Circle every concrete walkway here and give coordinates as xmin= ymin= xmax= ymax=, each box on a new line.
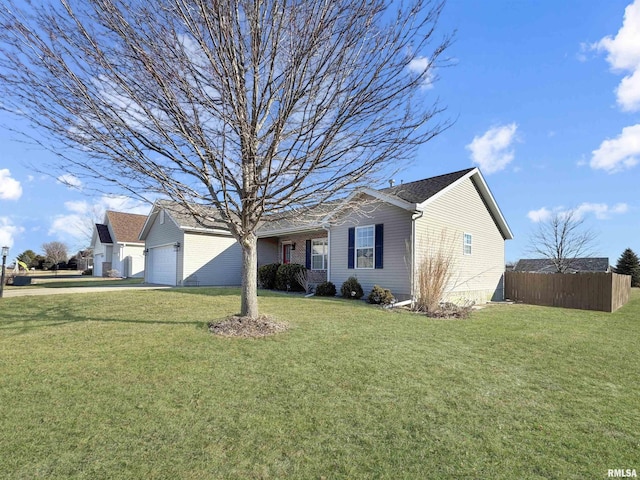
xmin=2 ymin=284 xmax=171 ymax=298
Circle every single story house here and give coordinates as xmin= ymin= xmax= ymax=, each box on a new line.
xmin=257 ymin=167 xmax=513 ymax=303
xmin=91 ymin=210 xmax=147 ymax=277
xmin=139 ymin=200 xmax=242 ymax=286
xmin=137 ymin=167 xmax=512 ymax=303
xmin=513 ymin=258 xmax=611 ymax=274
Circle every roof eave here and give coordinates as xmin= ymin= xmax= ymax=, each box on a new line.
xmin=256 ymin=223 xmax=325 ymax=238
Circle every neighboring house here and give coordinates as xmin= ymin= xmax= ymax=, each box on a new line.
xmin=139 ymin=200 xmax=242 ymax=286
xmin=257 ymin=167 xmax=513 ymax=303
xmin=91 ymin=211 xmax=148 ymax=277
xmin=513 ymin=258 xmax=611 ymax=274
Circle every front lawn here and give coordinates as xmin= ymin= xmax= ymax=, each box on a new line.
xmin=1 ymin=289 xmax=638 ymax=479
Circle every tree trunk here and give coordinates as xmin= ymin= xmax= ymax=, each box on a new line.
xmin=240 ymin=233 xmax=259 ymax=318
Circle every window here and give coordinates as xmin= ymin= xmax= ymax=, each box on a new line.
xmin=311 ymin=239 xmax=328 ymax=270
xmin=356 ymin=225 xmax=374 ymax=269
xmin=464 ymin=233 xmax=472 ymax=255
xmin=282 ymin=243 xmax=292 ymax=264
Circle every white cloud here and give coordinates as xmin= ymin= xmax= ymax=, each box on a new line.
xmin=574 ymin=202 xmax=629 ymax=220
xmin=48 ymin=195 xmax=149 ymax=245
xmin=616 ymin=67 xmax=640 ymax=111
xmin=49 ymin=214 xmax=86 ymax=240
xmin=99 ymin=195 xmax=149 ymax=215
xmin=56 ymin=174 xmax=83 ymax=189
xmin=0 ymin=216 xmax=24 ymax=248
xmin=64 ymin=200 xmax=91 ymax=215
xmin=590 ymin=124 xmax=640 ymax=172
xmin=527 ymin=207 xmax=552 ymax=223
xmin=408 ymin=56 xmax=435 ymax=90
xmin=466 ymin=123 xmax=518 ymax=174
xmin=527 ymin=203 xmax=628 ymax=223
xmin=0 ymin=169 xmax=23 ymax=200
xmin=595 ymin=0 xmax=640 ymax=111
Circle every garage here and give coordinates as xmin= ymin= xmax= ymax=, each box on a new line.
xmin=147 ymin=245 xmax=177 ymax=285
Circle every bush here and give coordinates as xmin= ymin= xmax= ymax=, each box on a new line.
xmin=368 ymin=285 xmax=394 ymax=305
xmin=257 ymin=263 xmax=280 ymax=289
xmin=315 ymin=281 xmax=337 ymax=297
xmin=82 ymin=268 xmax=93 ymax=276
xmin=106 ymin=269 xmax=121 ymax=278
xmin=275 ymin=264 xmax=306 ymax=291
xmin=341 ymin=276 xmax=364 ymax=299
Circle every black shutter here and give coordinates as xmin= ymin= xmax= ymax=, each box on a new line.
xmin=348 ymin=227 xmax=355 ymax=269
xmin=305 ymin=239 xmax=312 ymax=269
xmin=374 ymin=224 xmax=383 ymax=269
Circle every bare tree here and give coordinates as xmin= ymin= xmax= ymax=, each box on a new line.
xmin=42 ymin=241 xmax=69 ymax=272
xmin=528 ymin=210 xmax=599 ymax=273
xmin=0 ymin=0 xmax=452 ymax=318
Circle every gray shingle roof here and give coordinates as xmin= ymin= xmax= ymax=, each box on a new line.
xmin=379 ymin=168 xmax=475 ymax=204
xmin=513 ymin=258 xmax=610 ymax=273
xmin=157 ymin=200 xmax=229 ymax=230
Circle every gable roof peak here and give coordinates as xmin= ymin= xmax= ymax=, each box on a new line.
xmin=105 ymin=210 xmax=148 ymax=243
xmin=377 ymin=167 xmax=476 ymax=204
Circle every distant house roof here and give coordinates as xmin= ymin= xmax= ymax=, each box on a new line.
xmin=513 ymin=258 xmax=610 ymax=273
xmin=95 ymin=224 xmax=113 ymax=244
xmin=379 ymin=168 xmax=475 ymax=204
xmin=105 ymin=211 xmax=147 ymax=244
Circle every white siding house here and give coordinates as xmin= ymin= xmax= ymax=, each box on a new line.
xmin=135 ymin=168 xmax=512 ymax=303
xmin=139 ymin=201 xmax=242 ymax=286
xmin=91 ymin=211 xmax=147 ymax=278
xmin=257 ymin=167 xmax=512 ymax=303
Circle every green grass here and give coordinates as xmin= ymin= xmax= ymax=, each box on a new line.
xmin=1 ymin=288 xmax=639 ymax=479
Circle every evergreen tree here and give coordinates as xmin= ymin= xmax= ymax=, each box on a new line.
xmin=615 ymin=248 xmax=640 ymax=287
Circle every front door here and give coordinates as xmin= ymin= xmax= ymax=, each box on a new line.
xmin=283 ymin=244 xmax=291 ymax=264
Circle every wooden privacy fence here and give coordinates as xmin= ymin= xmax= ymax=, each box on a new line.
xmin=504 ymin=271 xmax=631 ymax=312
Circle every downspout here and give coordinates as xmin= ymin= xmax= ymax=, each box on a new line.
xmin=411 ymin=209 xmax=424 ymax=303
xmin=322 ymin=224 xmax=331 ymax=283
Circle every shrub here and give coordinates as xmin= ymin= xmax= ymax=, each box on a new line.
xmin=413 ymin=231 xmax=454 ymax=314
xmin=315 ymin=281 xmax=337 ymax=297
xmin=341 ymin=276 xmax=364 ymax=299
xmin=106 ymin=269 xmax=121 ymax=278
xmin=82 ymin=268 xmax=93 ymax=276
xmin=295 ymin=268 xmax=310 ymax=293
xmin=368 ymin=285 xmax=394 ymax=305
xmin=275 ymin=263 xmax=306 ymax=291
xmin=257 ymin=263 xmax=280 ymax=289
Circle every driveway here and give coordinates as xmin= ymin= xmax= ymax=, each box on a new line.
xmin=2 ymin=284 xmax=172 ymax=298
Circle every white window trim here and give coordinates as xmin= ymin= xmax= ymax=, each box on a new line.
xmin=311 ymin=238 xmax=328 ymax=271
xmin=355 ymin=225 xmax=375 ymax=269
xmin=463 ymin=233 xmax=472 ymax=255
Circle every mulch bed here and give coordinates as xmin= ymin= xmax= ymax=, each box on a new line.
xmin=208 ymin=315 xmax=289 ymax=338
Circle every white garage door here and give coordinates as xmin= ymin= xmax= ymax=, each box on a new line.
xmin=148 ymin=245 xmax=177 ymax=285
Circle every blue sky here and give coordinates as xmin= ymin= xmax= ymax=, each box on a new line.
xmin=1 ymin=0 xmax=639 ymax=265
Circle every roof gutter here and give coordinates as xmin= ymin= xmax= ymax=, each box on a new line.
xmin=410 ymin=208 xmax=423 ymax=303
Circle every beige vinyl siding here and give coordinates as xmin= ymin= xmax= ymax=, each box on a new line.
xmin=257 ymin=238 xmax=279 ymax=266
xmin=182 ymin=232 xmax=242 ymax=286
xmin=416 ymin=176 xmax=506 ymax=303
xmin=330 ymin=198 xmax=412 ymax=299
